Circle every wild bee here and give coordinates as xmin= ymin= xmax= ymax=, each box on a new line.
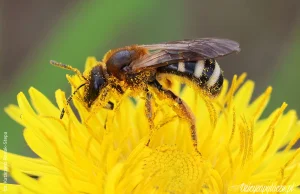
xmin=51 ymin=38 xmax=240 ymax=153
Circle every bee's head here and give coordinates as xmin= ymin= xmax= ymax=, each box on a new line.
xmin=84 ymin=65 xmax=107 ymax=107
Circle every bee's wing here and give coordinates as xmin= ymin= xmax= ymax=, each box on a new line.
xmin=129 ymin=38 xmax=240 ymax=72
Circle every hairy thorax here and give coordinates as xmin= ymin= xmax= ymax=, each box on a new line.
xmin=125 ymin=70 xmax=156 ymax=90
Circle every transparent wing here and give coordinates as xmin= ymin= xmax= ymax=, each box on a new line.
xmin=129 ymin=38 xmax=240 ymax=72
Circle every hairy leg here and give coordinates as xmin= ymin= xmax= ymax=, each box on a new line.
xmin=148 ymin=79 xmax=200 ymax=154
xmin=144 ymin=91 xmax=155 ymax=146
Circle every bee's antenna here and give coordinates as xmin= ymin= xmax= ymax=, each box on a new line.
xmin=60 ymin=83 xmax=87 ymax=119
xmin=50 ymin=60 xmax=88 ymax=81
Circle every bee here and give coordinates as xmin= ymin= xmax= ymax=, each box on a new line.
xmin=51 ymin=38 xmax=240 ymax=153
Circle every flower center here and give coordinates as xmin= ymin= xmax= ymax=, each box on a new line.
xmin=140 ymin=145 xmax=217 ymax=193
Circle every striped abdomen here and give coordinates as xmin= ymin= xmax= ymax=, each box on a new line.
xmin=156 ymin=59 xmax=223 ymax=96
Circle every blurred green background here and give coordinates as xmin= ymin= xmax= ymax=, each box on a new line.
xmin=0 ymin=1 xmax=299 ymax=155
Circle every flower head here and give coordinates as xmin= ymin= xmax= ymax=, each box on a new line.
xmin=1 ymin=57 xmax=300 ymax=194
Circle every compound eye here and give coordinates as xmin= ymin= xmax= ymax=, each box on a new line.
xmin=106 ymin=50 xmax=135 ymax=78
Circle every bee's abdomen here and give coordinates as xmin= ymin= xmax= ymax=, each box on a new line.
xmin=157 ymin=59 xmax=223 ymax=96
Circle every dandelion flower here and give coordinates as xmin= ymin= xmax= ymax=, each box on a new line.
xmin=1 ymin=57 xmax=300 ymax=194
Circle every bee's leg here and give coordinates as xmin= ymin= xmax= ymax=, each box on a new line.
xmin=144 ymin=91 xmax=155 ymax=146
xmin=148 ymin=79 xmax=200 ymax=154
xmin=84 ymin=88 xmax=111 ymax=124
xmin=102 ymin=101 xmax=114 ymax=129
xmin=92 ymin=84 xmax=123 ymax=113
xmin=103 ymin=101 xmax=114 ymax=110
xmin=102 ymin=85 xmax=124 ymax=128
xmin=112 ymin=84 xmax=124 ymax=95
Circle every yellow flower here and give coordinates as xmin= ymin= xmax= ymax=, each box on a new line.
xmin=1 ymin=57 xmax=300 ymax=194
